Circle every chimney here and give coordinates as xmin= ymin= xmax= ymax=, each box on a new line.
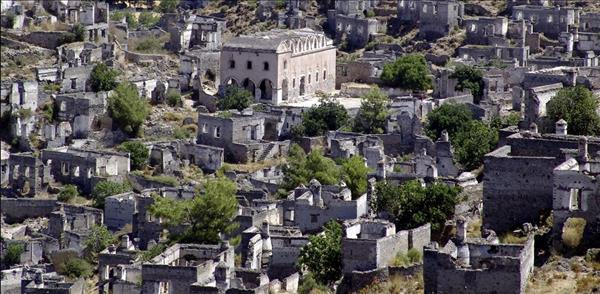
xmin=121 ymin=235 xmax=131 ymax=249
xmin=556 ymin=119 xmax=568 ymax=135
xmin=309 ymin=179 xmax=322 ymax=207
xmin=456 ymin=216 xmax=467 ymax=244
xmin=579 ymin=137 xmax=589 ymax=160
xmin=529 ymin=122 xmax=538 ymax=134
xmin=261 ymin=221 xmax=270 ymax=235
xmin=455 ymin=216 xmax=470 ymax=265
xmin=440 ymin=130 xmax=449 ymax=142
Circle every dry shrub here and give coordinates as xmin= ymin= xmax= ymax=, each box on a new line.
xmin=562 ymin=217 xmax=586 ymax=249
xmin=163 ymin=112 xmax=183 ymax=122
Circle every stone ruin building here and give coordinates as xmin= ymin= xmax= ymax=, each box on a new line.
xmin=397 ymin=0 xmax=465 ymax=40
xmin=552 ymin=137 xmax=600 ymax=249
xmin=196 ymin=110 xmax=289 ymax=163
xmin=148 ymin=139 xmax=224 ymax=174
xmin=483 ymin=125 xmax=600 ymax=234
xmin=341 ymin=219 xmax=430 ymax=273
xmin=219 ymin=28 xmax=336 ymax=105
xmin=424 ymin=218 xmax=535 ymax=294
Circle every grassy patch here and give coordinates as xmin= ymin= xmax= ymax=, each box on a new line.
xmin=499 ymin=232 xmax=528 ymax=244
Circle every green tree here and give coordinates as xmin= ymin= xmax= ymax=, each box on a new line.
xmin=340 ymin=155 xmax=370 ymax=199
xmin=218 ymin=86 xmax=254 ymax=111
xmin=58 ymin=184 xmax=79 ymax=203
xmin=453 ymin=121 xmax=499 ymax=170
xmin=380 ymin=54 xmax=432 ymax=91
xmin=149 ymin=177 xmax=239 ymax=244
xmin=83 ymin=225 xmax=116 ymax=260
xmin=3 ymin=243 xmax=24 ymax=267
xmin=281 ymin=144 xmax=340 ymax=192
xmin=353 ymin=86 xmax=389 ymax=134
xmin=138 ymin=11 xmax=160 ymax=28
xmin=158 ymin=0 xmax=180 ymax=12
xmin=375 ymin=180 xmax=461 ymax=231
xmin=118 ymin=141 xmax=149 ymax=170
xmin=108 ymin=82 xmax=150 ymax=136
xmin=90 ymin=63 xmax=119 ymax=92
xmin=425 ymin=103 xmax=473 ymax=140
xmin=295 ymin=97 xmax=349 ymax=137
xmin=91 ymin=181 xmax=132 ymax=209
xmin=299 ymin=220 xmax=342 ymax=285
xmin=61 ymin=258 xmax=93 ymax=278
xmin=450 ymin=65 xmax=484 ymax=104
xmin=546 ymin=86 xmax=600 ymax=136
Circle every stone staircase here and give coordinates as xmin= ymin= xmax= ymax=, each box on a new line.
xmin=257 ymin=142 xmax=276 ymax=162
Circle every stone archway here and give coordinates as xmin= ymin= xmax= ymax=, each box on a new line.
xmin=203 ymin=70 xmax=216 ymax=88
xmin=259 ymin=79 xmax=273 ymax=101
xmin=225 ymin=78 xmax=238 ymax=87
xmin=242 ymin=78 xmax=256 ymax=98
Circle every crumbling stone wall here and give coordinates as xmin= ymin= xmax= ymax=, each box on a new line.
xmin=104 ymin=192 xmax=137 ymax=231
xmin=483 ymin=145 xmax=557 ymax=233
xmin=512 ymin=5 xmax=578 ymax=39
xmin=332 ymin=14 xmax=379 ymax=49
xmin=552 ymin=155 xmax=600 ymax=248
xmin=7 ymin=153 xmax=48 ymax=198
xmin=0 ymin=198 xmax=57 ymax=223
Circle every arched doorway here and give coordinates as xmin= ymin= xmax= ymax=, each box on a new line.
xmin=259 ymin=79 xmax=273 ymax=101
xmin=203 ymin=70 xmax=216 ymax=88
xmin=242 ymin=78 xmax=256 ymax=98
xmin=225 ymin=78 xmax=238 ymax=87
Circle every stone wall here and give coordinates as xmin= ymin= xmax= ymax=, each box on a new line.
xmin=0 ymin=198 xmax=57 ymax=223
xmin=483 ymin=146 xmax=557 ymax=233
xmin=104 ymin=192 xmax=137 ymax=231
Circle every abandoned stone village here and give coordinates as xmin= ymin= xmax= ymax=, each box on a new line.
xmin=1 ymin=0 xmax=600 ymax=293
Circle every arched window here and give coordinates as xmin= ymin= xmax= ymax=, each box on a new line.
xmin=229 ymin=60 xmax=235 ymax=68
xmin=323 ymin=70 xmax=327 ymax=80
xmin=264 ymin=62 xmax=269 ymax=71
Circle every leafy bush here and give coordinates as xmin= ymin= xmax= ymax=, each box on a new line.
xmin=380 ymin=54 xmax=432 ymax=91
xmin=41 ymin=102 xmax=55 ymax=122
xmin=298 ymin=272 xmax=331 ymax=294
xmin=158 ymin=0 xmax=180 ymax=13
xmin=110 ymin=10 xmax=125 ymax=21
xmin=3 ymin=243 xmax=24 ymax=267
xmin=562 ymin=217 xmax=587 ymax=249
xmin=90 ymin=63 xmax=119 ymax=92
xmin=91 ymin=180 xmax=132 ymax=209
xmin=61 ymin=258 xmax=92 ymax=279
xmin=126 ymin=12 xmax=138 ymax=29
xmin=118 ymin=141 xmax=149 ymax=170
xmin=138 ymin=243 xmax=167 ymax=262
xmin=166 ymin=91 xmax=182 ymax=107
xmin=173 ymin=127 xmax=194 ymax=139
xmin=58 ymin=184 xmax=79 ymax=203
xmin=17 ymin=108 xmax=33 ymax=119
xmin=108 ymin=82 xmax=149 ymax=136
xmin=84 ymin=225 xmax=117 ymax=260
xmin=218 ymin=86 xmax=254 ymax=111
xmin=138 ymin=11 xmax=160 ymax=28
xmin=391 ymin=249 xmax=423 ymax=267
xmin=546 ymin=86 xmax=600 ymax=136
xmin=59 ymin=24 xmax=85 ymax=44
